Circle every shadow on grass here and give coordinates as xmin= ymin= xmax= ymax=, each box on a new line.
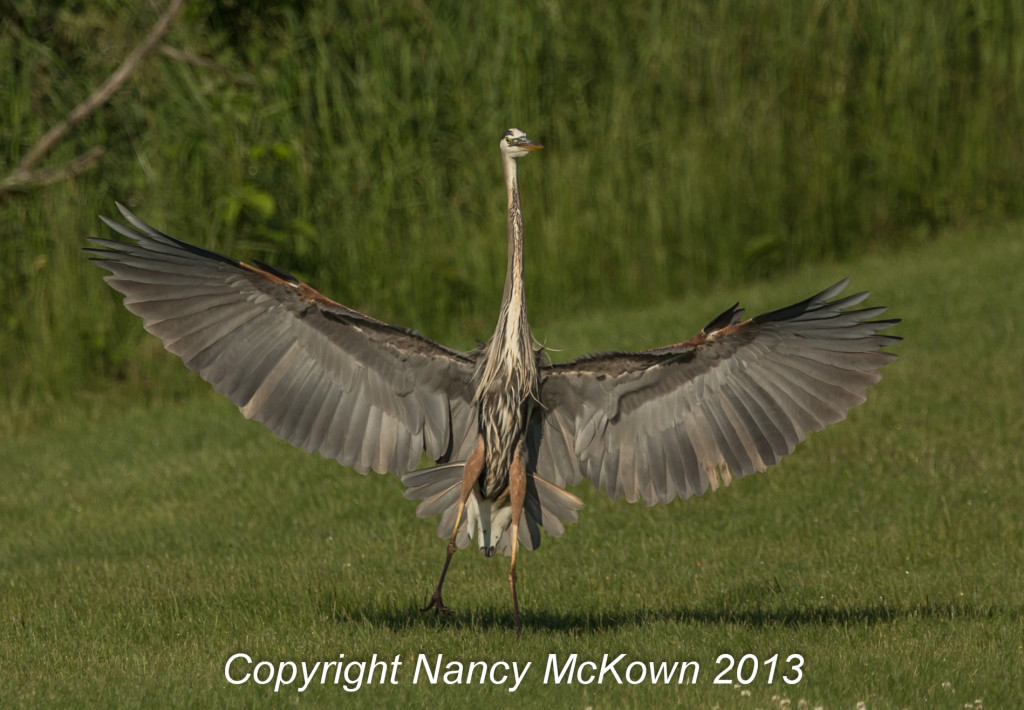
xmin=318 ymin=590 xmax=1008 ymax=634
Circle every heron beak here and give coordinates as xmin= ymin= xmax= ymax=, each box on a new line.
xmin=514 ymin=137 xmax=543 ymax=151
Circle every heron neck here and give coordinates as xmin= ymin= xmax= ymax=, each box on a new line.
xmin=474 ymin=153 xmax=537 ymax=403
xmin=499 ymin=154 xmax=529 ymax=344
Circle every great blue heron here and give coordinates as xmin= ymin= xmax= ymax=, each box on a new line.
xmin=88 ymin=128 xmax=899 ymax=634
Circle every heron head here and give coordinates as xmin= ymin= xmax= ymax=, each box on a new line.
xmin=500 ymin=128 xmax=543 ymax=159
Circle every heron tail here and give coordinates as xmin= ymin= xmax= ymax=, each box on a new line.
xmin=401 ymin=463 xmax=583 ymax=555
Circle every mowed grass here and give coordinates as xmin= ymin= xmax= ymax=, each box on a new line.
xmin=3 ymin=222 xmax=1023 ymax=708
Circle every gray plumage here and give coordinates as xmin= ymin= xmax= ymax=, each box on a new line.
xmin=88 ymin=128 xmax=899 ymax=632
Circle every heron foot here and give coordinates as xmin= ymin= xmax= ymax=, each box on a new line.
xmin=420 ymin=593 xmax=454 ymax=616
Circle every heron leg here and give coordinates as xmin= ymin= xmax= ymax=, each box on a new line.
xmin=421 ymin=436 xmax=485 ymax=616
xmin=507 ymin=449 xmax=527 ymax=636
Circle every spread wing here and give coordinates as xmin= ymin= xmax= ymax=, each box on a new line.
xmin=531 ymin=280 xmax=900 ymax=505
xmin=88 ymin=203 xmax=480 ymax=475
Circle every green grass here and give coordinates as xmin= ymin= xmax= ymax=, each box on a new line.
xmin=3 ymin=221 xmax=1022 ymax=708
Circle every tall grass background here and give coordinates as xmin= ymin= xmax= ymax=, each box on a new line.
xmin=3 ymin=0 xmax=1023 ymax=425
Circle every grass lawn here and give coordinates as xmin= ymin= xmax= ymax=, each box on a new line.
xmin=3 ymin=221 xmax=1022 ymax=708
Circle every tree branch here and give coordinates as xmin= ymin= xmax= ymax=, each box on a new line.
xmin=0 ymin=147 xmax=106 ymax=193
xmin=1 ymin=0 xmax=185 ymax=194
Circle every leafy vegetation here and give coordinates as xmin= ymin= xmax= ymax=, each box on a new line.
xmin=3 ymin=0 xmax=1024 ymax=420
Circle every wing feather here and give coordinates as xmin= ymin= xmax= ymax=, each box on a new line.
xmin=88 ymin=204 xmax=480 ymax=476
xmin=534 ymin=281 xmax=899 ymax=505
